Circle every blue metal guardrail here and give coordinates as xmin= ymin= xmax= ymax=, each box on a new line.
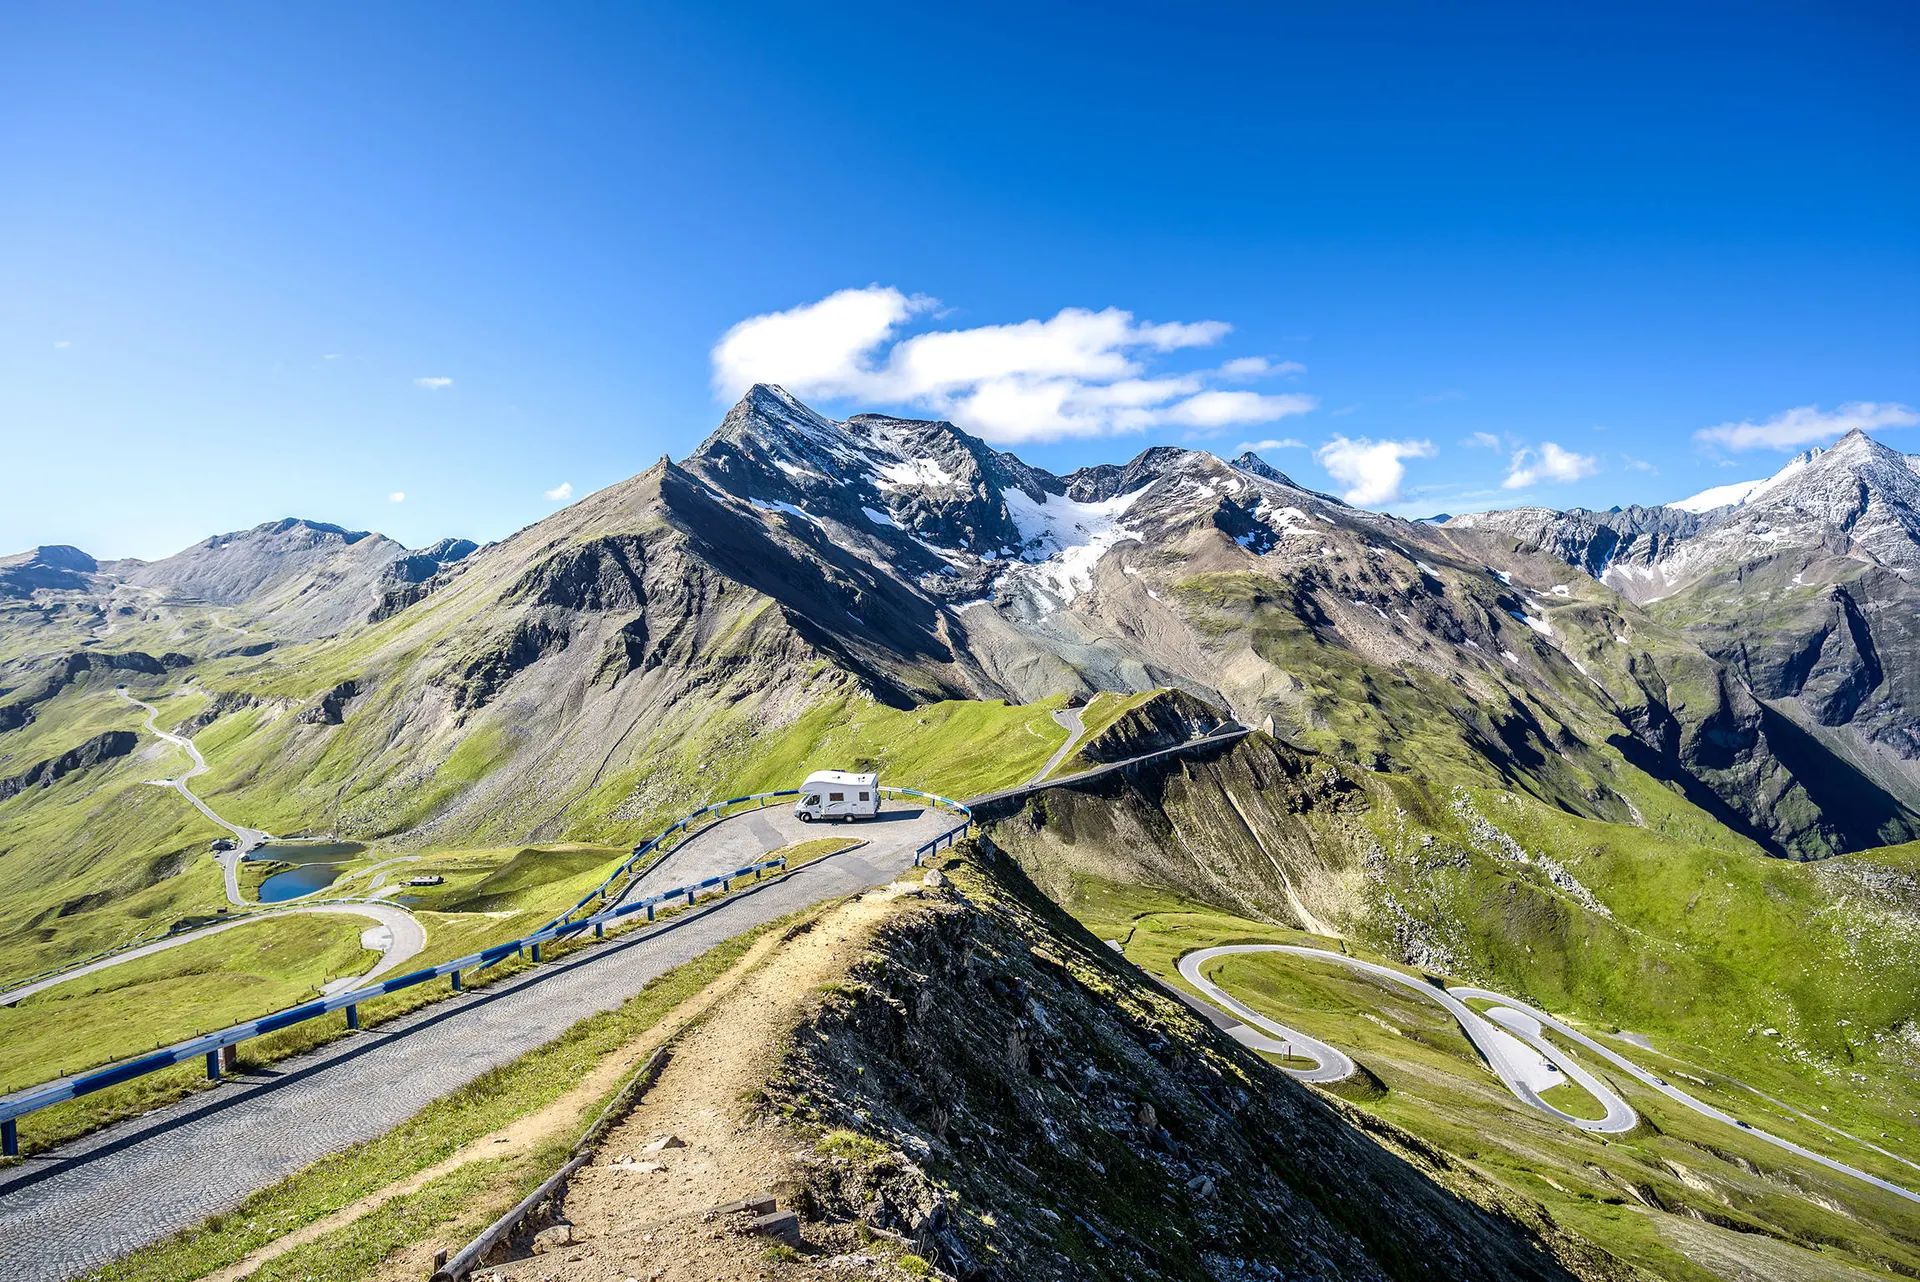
xmin=0 ymin=854 xmax=791 ymax=1155
xmin=533 ymin=789 xmax=804 ymax=938
xmin=886 ymin=786 xmax=972 ymax=864
xmin=0 ymin=784 xmax=974 ymax=1156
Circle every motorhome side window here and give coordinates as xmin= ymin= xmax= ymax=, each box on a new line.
xmin=858 ymin=791 xmax=869 ymax=800
xmin=829 ymin=792 xmax=845 ymax=802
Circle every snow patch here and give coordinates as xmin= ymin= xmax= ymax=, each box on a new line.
xmin=773 ymin=459 xmax=827 ymax=482
xmin=1669 ymin=450 xmax=1816 ymax=513
xmin=861 ymin=505 xmax=903 ymax=530
xmin=1001 ymin=486 xmax=1146 ymax=609
xmin=750 ymin=498 xmax=823 ymax=528
xmin=1268 ymin=505 xmax=1310 ymax=528
xmin=875 ymin=457 xmax=957 ymax=490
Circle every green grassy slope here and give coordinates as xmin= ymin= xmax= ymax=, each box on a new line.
xmin=0 ymin=914 xmax=373 ymax=1091
xmin=1067 ymin=875 xmax=1920 ymax=1282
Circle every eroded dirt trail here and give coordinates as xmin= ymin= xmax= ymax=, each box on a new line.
xmin=379 ymin=882 xmax=928 ymax=1282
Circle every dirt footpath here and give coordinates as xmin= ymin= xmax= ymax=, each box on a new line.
xmin=410 ymin=880 xmax=935 ymax=1282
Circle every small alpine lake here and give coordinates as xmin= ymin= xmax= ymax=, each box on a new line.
xmin=252 ymin=841 xmax=368 ymax=902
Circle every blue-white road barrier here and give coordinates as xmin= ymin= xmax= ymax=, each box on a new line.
xmin=0 ymin=784 xmax=974 ymax=1156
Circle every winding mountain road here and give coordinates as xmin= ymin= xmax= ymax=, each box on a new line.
xmin=0 ymin=804 xmax=954 ymax=1282
xmin=2 ymin=903 xmax=425 ymax=1007
xmin=1029 ymin=706 xmax=1086 ymax=784
xmin=1450 ymin=986 xmax=1920 ymax=1204
xmin=1179 ymin=944 xmax=1920 ymax=1203
xmin=1181 ymin=944 xmax=1635 ymax=1131
xmin=1177 ymin=947 xmax=1355 ymax=1083
xmin=0 ymin=693 xmax=434 ymax=1005
xmin=117 ymin=688 xmax=266 ymax=904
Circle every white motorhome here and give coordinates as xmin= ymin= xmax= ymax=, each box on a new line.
xmin=794 ymin=770 xmax=881 ymax=822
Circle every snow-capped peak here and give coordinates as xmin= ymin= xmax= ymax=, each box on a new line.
xmin=1669 ymin=446 xmax=1824 ymax=514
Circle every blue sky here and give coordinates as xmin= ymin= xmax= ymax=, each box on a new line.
xmin=2 ymin=2 xmax=1915 ymax=558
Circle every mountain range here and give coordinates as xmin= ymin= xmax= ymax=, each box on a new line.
xmin=10 ymin=387 xmax=1920 ymax=1278
xmin=9 ymin=391 xmax=1920 ymax=870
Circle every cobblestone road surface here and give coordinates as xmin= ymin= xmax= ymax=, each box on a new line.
xmin=0 ymin=805 xmax=949 ymax=1281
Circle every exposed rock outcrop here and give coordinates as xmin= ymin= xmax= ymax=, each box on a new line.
xmin=0 ymin=545 xmax=98 ymax=598
xmin=0 ymin=730 xmax=137 ymax=802
xmin=764 ymin=851 xmax=1611 ymax=1281
xmin=295 ymin=680 xmax=358 ymax=726
xmin=1078 ymin=689 xmax=1229 ymax=764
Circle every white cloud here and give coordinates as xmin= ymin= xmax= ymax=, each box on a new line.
xmin=1164 ymin=390 xmax=1317 ymax=431
xmin=1623 ymin=456 xmax=1657 ymax=474
xmin=544 ymin=482 xmax=573 ymax=501
xmin=1693 ymin=401 xmax=1918 ymax=451
xmin=1329 ymin=404 xmax=1361 ymax=417
xmin=1314 ymin=436 xmax=1436 ymax=507
xmin=1503 ymin=442 xmax=1600 ymax=489
xmin=1219 ymin=356 xmax=1306 ymax=379
xmin=52 ymin=340 xmax=72 ymax=349
xmin=323 ymin=352 xmax=342 ymax=360
xmin=1237 ymin=437 xmax=1306 ymax=453
xmin=710 ymin=287 xmax=1313 ymax=443
xmin=1464 ymin=431 xmax=1502 ymax=449
xmin=712 ymin=286 xmax=932 ymax=402
xmin=415 ymin=376 xmax=453 ymax=390
xmin=388 ymin=491 xmax=406 ymax=503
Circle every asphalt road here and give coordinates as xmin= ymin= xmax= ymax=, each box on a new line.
xmin=117 ymin=689 xmax=268 ymax=905
xmin=1451 ymin=986 xmax=1920 ymax=1204
xmin=1178 ymin=944 xmax=1637 ymax=1133
xmin=0 ymin=695 xmax=433 ymax=1004
xmin=0 ymin=804 xmax=951 ymax=1282
xmin=1 ymin=903 xmax=425 ymax=1006
xmin=1179 ymin=944 xmax=1920 ymax=1204
xmin=1029 ymin=706 xmax=1085 ymax=783
xmin=1177 ymin=946 xmax=1356 ymax=1083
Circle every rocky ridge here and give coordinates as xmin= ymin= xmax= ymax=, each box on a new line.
xmin=6 ymin=392 xmax=1919 ymax=866
xmin=1446 ymin=429 xmax=1920 ymax=820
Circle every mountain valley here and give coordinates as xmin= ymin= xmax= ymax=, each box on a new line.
xmin=5 ymin=390 xmax=1920 ymax=1281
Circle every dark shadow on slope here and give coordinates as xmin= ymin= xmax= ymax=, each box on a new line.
xmin=1604 ymin=731 xmax=1785 ymax=856
xmin=781 ymin=841 xmax=1594 ymax=1280
xmin=1757 ymin=705 xmax=1920 ymax=856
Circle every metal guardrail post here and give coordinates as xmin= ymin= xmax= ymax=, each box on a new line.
xmin=0 ymin=803 xmax=926 ymax=1132
xmin=2 ymin=1119 xmax=15 ymax=1157
xmin=530 ymin=943 xmax=541 ymax=963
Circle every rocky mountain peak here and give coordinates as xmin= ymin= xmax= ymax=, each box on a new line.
xmin=0 ymin=545 xmax=100 ymax=598
xmin=1699 ymin=430 xmax=1920 ymax=567
xmin=1229 ymin=450 xmax=1299 ymax=488
xmin=1062 ymin=446 xmax=1205 ymax=503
